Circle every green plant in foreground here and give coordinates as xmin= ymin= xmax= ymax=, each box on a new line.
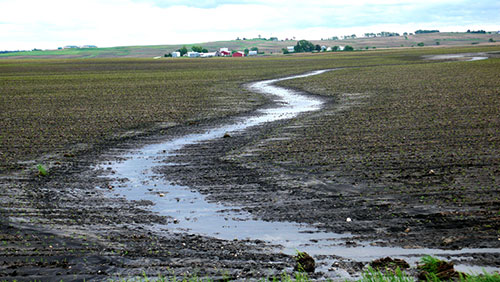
xmin=419 ymin=255 xmax=442 ymax=274
xmin=36 ymin=164 xmax=48 ymax=176
xmin=359 ymin=266 xmax=413 ymax=282
xmin=459 ymin=271 xmax=500 ymax=282
xmin=418 ymin=256 xmax=500 ymax=282
xmin=424 ymin=271 xmax=500 ymax=282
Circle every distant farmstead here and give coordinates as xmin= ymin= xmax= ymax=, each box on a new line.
xmin=187 ymin=51 xmax=200 ymax=58
xmin=171 ymin=51 xmax=181 ymax=57
xmin=220 ymin=50 xmax=231 ymax=56
xmin=200 ymin=52 xmax=218 ymax=58
xmin=287 ymin=46 xmax=295 ymax=52
xmin=248 ymin=50 xmax=258 ymax=56
xmin=232 ymin=51 xmax=245 ymax=57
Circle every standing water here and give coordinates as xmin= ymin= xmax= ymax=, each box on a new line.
xmin=100 ymin=69 xmax=499 ymax=279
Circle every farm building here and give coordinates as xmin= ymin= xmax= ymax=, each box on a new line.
xmin=232 ymin=51 xmax=245 ymax=57
xmin=200 ymin=52 xmax=218 ymax=58
xmin=220 ymin=50 xmax=231 ymax=56
xmin=220 ymin=47 xmax=229 ymax=52
xmin=171 ymin=51 xmax=181 ymax=57
xmin=287 ymin=46 xmax=295 ymax=52
xmin=81 ymin=45 xmax=97 ymax=48
xmin=187 ymin=52 xmax=200 ymax=58
xmin=338 ymin=46 xmax=345 ymax=51
xmin=248 ymin=50 xmax=258 ymax=56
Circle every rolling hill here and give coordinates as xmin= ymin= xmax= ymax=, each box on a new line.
xmin=1 ymin=32 xmax=500 ymax=59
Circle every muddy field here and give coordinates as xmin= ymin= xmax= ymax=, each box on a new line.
xmin=1 ymin=47 xmax=500 ymax=281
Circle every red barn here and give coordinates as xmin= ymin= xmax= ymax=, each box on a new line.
xmin=220 ymin=50 xmax=231 ymax=56
xmin=232 ymin=51 xmax=244 ymax=57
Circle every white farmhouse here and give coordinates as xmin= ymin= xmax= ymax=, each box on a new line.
xmin=171 ymin=51 xmax=181 ymax=58
xmin=187 ymin=51 xmax=200 ymax=58
xmin=248 ymin=50 xmax=258 ymax=56
xmin=338 ymin=46 xmax=345 ymax=51
xmin=220 ymin=47 xmax=229 ymax=52
xmin=287 ymin=46 xmax=295 ymax=52
xmin=200 ymin=52 xmax=217 ymax=58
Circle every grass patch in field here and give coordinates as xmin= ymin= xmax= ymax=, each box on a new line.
xmin=109 ymin=265 xmax=500 ymax=282
xmin=36 ymin=164 xmax=48 ymax=176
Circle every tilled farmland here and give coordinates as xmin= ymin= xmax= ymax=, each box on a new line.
xmin=1 ymin=47 xmax=499 ymax=280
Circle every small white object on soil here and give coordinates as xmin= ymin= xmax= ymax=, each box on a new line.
xmin=346 ymin=217 xmax=352 ymax=222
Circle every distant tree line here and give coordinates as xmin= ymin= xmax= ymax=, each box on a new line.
xmin=415 ymin=30 xmax=440 ymax=34
xmin=467 ymin=30 xmax=486 ymax=34
xmin=283 ymin=40 xmax=355 ymax=54
xmin=235 ymin=36 xmax=280 ymax=41
xmin=378 ymin=31 xmax=400 ymax=37
xmin=191 ymin=46 xmax=208 ymax=53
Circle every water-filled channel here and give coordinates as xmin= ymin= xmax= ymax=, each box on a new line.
xmin=100 ymin=68 xmax=499 ymax=279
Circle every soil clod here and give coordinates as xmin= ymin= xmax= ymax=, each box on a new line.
xmin=295 ymin=251 xmax=315 ymax=273
xmin=370 ymin=257 xmax=410 ymax=271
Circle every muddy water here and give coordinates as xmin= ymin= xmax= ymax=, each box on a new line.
xmin=426 ymin=53 xmax=488 ymax=61
xmin=100 ymin=69 xmax=340 ymax=244
xmin=100 ymin=69 xmax=499 ymax=279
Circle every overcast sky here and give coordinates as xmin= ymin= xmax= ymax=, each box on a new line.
xmin=1 ymin=0 xmax=499 ymax=50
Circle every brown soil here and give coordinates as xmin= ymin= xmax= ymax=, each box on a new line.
xmin=1 ymin=54 xmax=499 ymax=281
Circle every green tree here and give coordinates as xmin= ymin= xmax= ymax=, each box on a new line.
xmin=250 ymin=47 xmax=259 ymax=52
xmin=177 ymin=46 xmax=188 ymax=56
xmin=344 ymin=45 xmax=354 ymax=51
xmin=315 ymin=44 xmax=321 ymax=51
xmin=282 ymin=48 xmax=289 ymax=54
xmin=415 ymin=29 xmax=439 ymax=34
xmin=294 ymin=40 xmax=315 ymax=53
xmin=244 ymin=48 xmax=249 ymax=55
xmin=201 ymin=48 xmax=208 ymax=53
xmin=417 ymin=42 xmax=425 ymax=47
xmin=191 ymin=45 xmax=203 ymax=52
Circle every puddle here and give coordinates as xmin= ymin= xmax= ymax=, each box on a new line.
xmin=99 ymin=69 xmax=499 ymax=279
xmin=425 ymin=53 xmax=488 ymax=61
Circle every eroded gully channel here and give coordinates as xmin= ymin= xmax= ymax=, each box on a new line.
xmin=98 ymin=62 xmax=498 ymax=279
